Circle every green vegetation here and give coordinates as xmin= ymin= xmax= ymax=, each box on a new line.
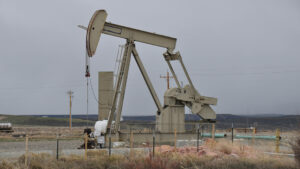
xmin=0 ymin=114 xmax=94 ymax=127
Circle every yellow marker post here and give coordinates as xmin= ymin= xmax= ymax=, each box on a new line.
xmin=275 ymin=129 xmax=280 ymax=153
xmin=252 ymin=127 xmax=255 ymax=145
xmin=25 ymin=135 xmax=28 ymax=166
xmin=174 ymin=128 xmax=177 ymax=149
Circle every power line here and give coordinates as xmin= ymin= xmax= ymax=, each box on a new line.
xmin=160 ymin=71 xmax=174 ymax=89
xmin=89 ymin=78 xmax=104 ymax=105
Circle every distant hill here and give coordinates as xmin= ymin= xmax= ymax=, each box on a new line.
xmin=215 ymin=114 xmax=300 ymax=130
xmin=122 ymin=114 xmax=300 ymax=131
xmin=31 ymin=114 xmax=99 ymax=121
xmin=1 ymin=114 xmax=299 ymax=130
xmin=0 ymin=114 xmax=94 ymax=127
xmin=239 ymin=114 xmax=286 ymax=118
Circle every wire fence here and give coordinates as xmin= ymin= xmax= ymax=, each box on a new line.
xmin=0 ymin=123 xmax=296 ymax=164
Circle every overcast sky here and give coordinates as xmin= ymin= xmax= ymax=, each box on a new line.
xmin=0 ymin=0 xmax=300 ymax=116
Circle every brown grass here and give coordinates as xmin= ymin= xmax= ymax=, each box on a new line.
xmin=0 ymin=150 xmax=297 ymax=169
xmin=0 ymin=139 xmax=297 ymax=169
xmin=216 ymin=142 xmax=232 ymax=154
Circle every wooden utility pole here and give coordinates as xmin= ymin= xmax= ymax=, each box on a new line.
xmin=67 ymin=90 xmax=74 ymax=129
xmin=160 ymin=71 xmax=174 ymax=89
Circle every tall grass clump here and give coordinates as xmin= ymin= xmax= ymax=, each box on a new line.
xmin=216 ymin=142 xmax=232 ymax=155
xmin=0 ymin=160 xmax=14 ymax=169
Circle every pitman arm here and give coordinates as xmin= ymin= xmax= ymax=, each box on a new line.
xmin=164 ymin=85 xmax=217 ymax=120
xmin=162 ymin=50 xmax=217 ymax=120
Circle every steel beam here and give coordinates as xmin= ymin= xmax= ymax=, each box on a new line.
xmin=178 ymin=54 xmax=196 ymax=93
xmin=103 ymin=22 xmax=176 ymax=51
xmin=132 ymin=46 xmax=163 ymax=113
xmin=106 ymin=41 xmax=133 ymax=133
xmin=114 ymin=42 xmax=133 ymax=133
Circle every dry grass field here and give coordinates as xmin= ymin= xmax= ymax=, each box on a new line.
xmin=0 ymin=125 xmax=299 ymax=169
xmin=0 ymin=139 xmax=299 ymax=169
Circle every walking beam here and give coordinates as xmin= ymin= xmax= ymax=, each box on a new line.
xmin=86 ymin=10 xmax=177 ymax=57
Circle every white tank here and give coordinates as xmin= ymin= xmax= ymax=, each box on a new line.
xmin=0 ymin=123 xmax=12 ymax=129
xmin=94 ymin=120 xmax=107 ymax=137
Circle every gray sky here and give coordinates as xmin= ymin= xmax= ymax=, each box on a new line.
xmin=0 ymin=0 xmax=300 ymax=116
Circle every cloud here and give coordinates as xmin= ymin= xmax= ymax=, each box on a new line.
xmin=0 ymin=0 xmax=299 ymax=116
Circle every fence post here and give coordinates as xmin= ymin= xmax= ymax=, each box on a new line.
xmin=109 ymin=133 xmax=111 ymax=157
xmin=56 ymin=136 xmax=59 ymax=160
xmin=152 ymin=130 xmax=155 ymax=158
xmin=84 ymin=133 xmax=88 ymax=160
xmin=174 ymin=128 xmax=177 ymax=149
xmin=231 ymin=123 xmax=234 ymax=144
xmin=197 ymin=124 xmax=200 ymax=152
xmin=275 ymin=129 xmax=280 ymax=153
xmin=130 ymin=129 xmax=133 ymax=158
xmin=25 ymin=134 xmax=28 ymax=166
xmin=201 ymin=125 xmax=204 ymax=139
xmin=211 ymin=123 xmax=215 ymax=141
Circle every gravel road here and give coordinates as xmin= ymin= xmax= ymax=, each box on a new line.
xmin=0 ymin=139 xmax=83 ymax=159
xmin=0 ymin=140 xmax=82 ymax=152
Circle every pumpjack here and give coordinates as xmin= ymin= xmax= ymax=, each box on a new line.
xmin=80 ymin=10 xmax=217 ymax=136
